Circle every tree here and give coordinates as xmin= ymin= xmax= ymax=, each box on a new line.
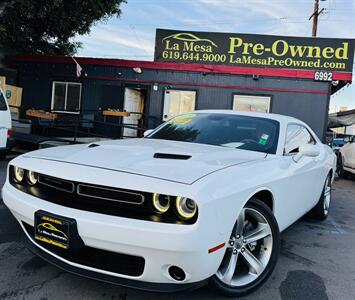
xmin=0 ymin=0 xmax=126 ymax=56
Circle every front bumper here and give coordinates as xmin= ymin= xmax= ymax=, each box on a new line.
xmin=24 ymin=231 xmax=208 ymax=292
xmin=2 ymin=183 xmax=226 ymax=289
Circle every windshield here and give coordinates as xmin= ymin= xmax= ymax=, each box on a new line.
xmin=149 ymin=113 xmax=280 ymax=154
xmin=333 ymin=139 xmax=344 ymax=147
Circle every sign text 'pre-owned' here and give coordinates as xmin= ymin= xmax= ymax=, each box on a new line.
xmin=154 ymin=29 xmax=355 ymax=72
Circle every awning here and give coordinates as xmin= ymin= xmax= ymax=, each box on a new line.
xmin=328 ymin=109 xmax=355 ymax=128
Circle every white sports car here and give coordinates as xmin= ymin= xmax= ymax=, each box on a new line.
xmin=337 ymin=135 xmax=355 ymax=178
xmin=2 ymin=110 xmax=336 ymax=296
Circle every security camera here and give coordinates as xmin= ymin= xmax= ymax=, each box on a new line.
xmin=331 ymin=80 xmax=339 ymax=86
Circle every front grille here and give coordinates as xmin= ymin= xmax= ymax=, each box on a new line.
xmin=9 ymin=166 xmax=197 ymax=225
xmin=77 ymin=184 xmax=144 ymax=205
xmin=12 ymin=178 xmax=154 ymax=221
xmin=23 ymin=222 xmax=145 ymax=276
xmin=38 ymin=174 xmax=74 ymax=193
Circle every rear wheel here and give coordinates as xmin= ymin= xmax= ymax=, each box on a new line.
xmin=211 ymin=199 xmax=280 ymax=296
xmin=310 ymin=173 xmax=332 ymax=220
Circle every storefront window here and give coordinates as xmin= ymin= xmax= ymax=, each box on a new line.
xmin=233 ymin=95 xmax=270 ymax=113
xmin=163 ymin=89 xmax=196 ymax=121
xmin=51 ymin=82 xmax=81 ymax=113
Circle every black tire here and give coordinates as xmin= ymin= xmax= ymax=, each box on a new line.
xmin=337 ymin=155 xmax=348 ymax=179
xmin=0 ymin=151 xmax=6 ymax=160
xmin=310 ymin=173 xmax=331 ymax=220
xmin=210 ymin=198 xmax=280 ymax=297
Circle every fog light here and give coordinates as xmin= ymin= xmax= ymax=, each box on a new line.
xmin=13 ymin=166 xmax=24 ymax=182
xmin=153 ymin=193 xmax=171 ymax=213
xmin=27 ymin=170 xmax=38 ymax=185
xmin=168 ymin=266 xmax=186 ymax=281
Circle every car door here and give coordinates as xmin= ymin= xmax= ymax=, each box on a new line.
xmin=342 ymin=137 xmax=355 ymax=169
xmin=0 ymin=89 xmax=11 ymax=149
xmin=283 ymin=124 xmax=324 ymax=218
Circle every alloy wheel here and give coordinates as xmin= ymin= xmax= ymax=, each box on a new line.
xmin=323 ymin=176 xmax=331 ymax=216
xmin=216 ymin=207 xmax=273 ymax=287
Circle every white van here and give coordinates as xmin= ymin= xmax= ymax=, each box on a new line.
xmin=0 ymin=88 xmax=13 ymax=159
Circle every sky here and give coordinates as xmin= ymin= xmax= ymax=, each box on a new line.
xmin=75 ymin=0 xmax=355 ymax=112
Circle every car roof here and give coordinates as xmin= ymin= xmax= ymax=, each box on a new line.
xmin=191 ymin=110 xmax=302 ymax=124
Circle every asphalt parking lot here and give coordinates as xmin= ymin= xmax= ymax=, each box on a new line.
xmin=0 ymin=155 xmax=354 ymax=300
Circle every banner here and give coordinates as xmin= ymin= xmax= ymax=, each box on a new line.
xmin=154 ymin=29 xmax=355 ymax=73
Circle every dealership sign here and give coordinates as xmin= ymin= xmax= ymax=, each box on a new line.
xmin=155 ymin=29 xmax=355 ymax=73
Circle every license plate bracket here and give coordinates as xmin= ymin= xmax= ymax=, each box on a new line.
xmin=34 ymin=210 xmax=84 ymax=250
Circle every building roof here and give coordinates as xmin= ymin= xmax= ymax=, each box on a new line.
xmin=328 ymin=109 xmax=355 ymax=128
xmin=13 ymin=55 xmax=353 ymax=84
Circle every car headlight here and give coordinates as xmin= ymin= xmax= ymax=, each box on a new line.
xmin=13 ymin=166 xmax=24 ymax=182
xmin=176 ymin=197 xmax=197 ymax=220
xmin=152 ymin=193 xmax=171 ymax=213
xmin=27 ymin=170 xmax=38 ymax=185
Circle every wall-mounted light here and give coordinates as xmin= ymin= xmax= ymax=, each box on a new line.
xmin=133 ymin=67 xmax=143 ymax=74
xmin=252 ymin=74 xmax=260 ymax=80
xmin=153 ymin=83 xmax=158 ymax=91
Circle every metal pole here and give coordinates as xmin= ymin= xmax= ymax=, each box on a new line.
xmin=312 ymin=0 xmax=319 ymax=37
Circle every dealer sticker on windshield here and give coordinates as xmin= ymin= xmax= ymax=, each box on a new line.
xmin=258 ymin=133 xmax=269 ymax=145
xmin=169 ymin=113 xmax=196 ymax=125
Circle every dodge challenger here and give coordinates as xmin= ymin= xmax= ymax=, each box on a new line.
xmin=2 ymin=110 xmax=336 ymax=296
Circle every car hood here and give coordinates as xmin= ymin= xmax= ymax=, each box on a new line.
xmin=24 ymin=139 xmax=266 ymax=184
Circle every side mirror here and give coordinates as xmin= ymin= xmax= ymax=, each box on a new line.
xmin=143 ymin=129 xmax=154 ymax=137
xmin=293 ymin=144 xmax=320 ymax=163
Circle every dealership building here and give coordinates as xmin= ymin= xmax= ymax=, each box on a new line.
xmin=6 ymin=29 xmax=355 ymax=142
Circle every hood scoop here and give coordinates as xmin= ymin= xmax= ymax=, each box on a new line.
xmin=153 ymin=153 xmax=191 ymax=160
xmin=88 ymin=143 xmax=100 ymax=148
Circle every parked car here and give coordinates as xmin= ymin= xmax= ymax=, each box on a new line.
xmin=2 ymin=111 xmax=336 ymax=296
xmin=337 ymin=135 xmax=355 ymax=178
xmin=0 ymin=87 xmax=14 ymax=159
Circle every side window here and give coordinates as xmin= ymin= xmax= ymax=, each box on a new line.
xmin=284 ymin=124 xmax=315 ymax=154
xmin=51 ymin=82 xmax=81 ymax=113
xmin=0 ymin=91 xmax=8 ymax=111
xmin=233 ymin=95 xmax=271 ymax=113
xmin=163 ymin=89 xmax=196 ymax=121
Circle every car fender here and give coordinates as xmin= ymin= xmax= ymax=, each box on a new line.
xmin=192 ymin=159 xmax=281 ymax=239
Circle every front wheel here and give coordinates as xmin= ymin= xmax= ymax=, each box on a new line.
xmin=211 ymin=198 xmax=280 ymax=297
xmin=337 ymin=155 xmax=348 ymax=179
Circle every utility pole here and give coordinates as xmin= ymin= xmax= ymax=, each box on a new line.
xmin=309 ymin=0 xmax=326 ymax=37
xmin=312 ymin=0 xmax=319 ymax=37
